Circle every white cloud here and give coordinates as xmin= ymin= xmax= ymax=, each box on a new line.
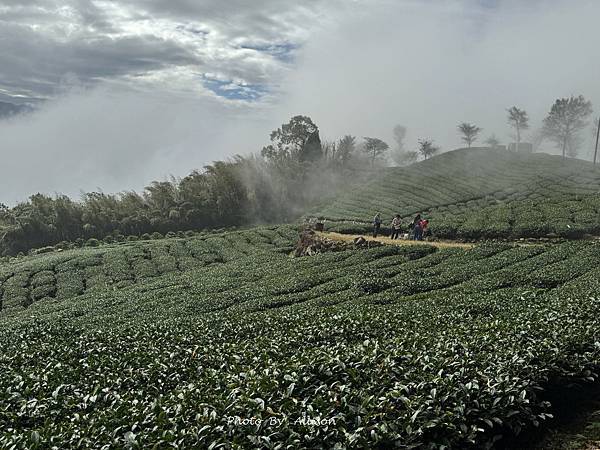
xmin=0 ymin=86 xmax=273 ymax=204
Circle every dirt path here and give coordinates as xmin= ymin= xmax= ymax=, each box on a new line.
xmin=318 ymin=231 xmax=475 ymax=249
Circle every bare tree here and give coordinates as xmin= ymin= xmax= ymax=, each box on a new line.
xmin=457 ymin=123 xmax=482 ymax=147
xmin=484 ymin=134 xmax=501 ymax=148
xmin=363 ymin=137 xmax=389 ymax=167
xmin=417 ymin=139 xmax=440 ymax=160
xmin=507 ymin=107 xmax=529 ymax=151
xmin=542 ymin=95 xmax=593 ymax=159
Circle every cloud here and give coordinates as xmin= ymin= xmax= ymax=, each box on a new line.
xmin=2 ymin=0 xmax=600 ymax=205
xmin=277 ymin=0 xmax=600 ymax=153
xmin=0 ymin=0 xmax=319 ymax=100
xmin=0 ymin=23 xmax=201 ymax=97
xmin=0 ymin=86 xmax=273 ymax=205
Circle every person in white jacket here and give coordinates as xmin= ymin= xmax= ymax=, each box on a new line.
xmin=390 ymin=214 xmax=402 ymax=239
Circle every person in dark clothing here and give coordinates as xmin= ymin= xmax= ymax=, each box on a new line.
xmin=413 ymin=221 xmax=423 ymax=241
xmin=411 ymin=214 xmax=422 ymax=240
xmin=373 ymin=213 xmax=382 ymax=238
xmin=390 ymin=214 xmax=402 ymax=239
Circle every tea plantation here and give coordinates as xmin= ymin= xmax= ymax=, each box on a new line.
xmin=317 ymin=148 xmax=600 ymax=240
xmin=2 ymin=218 xmax=600 ymax=447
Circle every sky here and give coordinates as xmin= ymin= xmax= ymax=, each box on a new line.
xmin=1 ymin=0 xmax=600 ymax=204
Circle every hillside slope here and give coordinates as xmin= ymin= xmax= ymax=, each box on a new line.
xmin=2 ymin=226 xmax=600 ymax=448
xmin=0 ymin=226 xmax=296 ymax=314
xmin=316 ymin=148 xmax=600 ymax=239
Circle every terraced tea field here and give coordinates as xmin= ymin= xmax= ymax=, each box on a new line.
xmin=317 ymin=148 xmax=600 ymax=240
xmin=0 ymin=226 xmax=297 ymax=314
xmin=2 ymin=219 xmax=600 ymax=448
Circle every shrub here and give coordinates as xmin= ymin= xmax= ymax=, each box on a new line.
xmin=354 ymin=268 xmax=392 ymax=294
xmin=33 ymin=246 xmax=55 ymax=255
xmin=55 ymin=241 xmax=73 ymax=250
xmin=86 ymin=238 xmax=100 ymax=247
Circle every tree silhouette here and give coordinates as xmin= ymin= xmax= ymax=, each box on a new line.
xmin=457 ymin=123 xmax=482 ymax=147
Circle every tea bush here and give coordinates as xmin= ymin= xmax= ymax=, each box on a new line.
xmin=316 ymin=149 xmax=600 ymax=240
xmin=2 ymin=227 xmax=600 ymax=448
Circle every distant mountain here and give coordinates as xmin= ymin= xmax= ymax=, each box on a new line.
xmin=0 ymin=101 xmax=33 ymax=119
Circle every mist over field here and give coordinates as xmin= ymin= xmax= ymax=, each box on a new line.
xmin=1 ymin=0 xmax=600 ymax=203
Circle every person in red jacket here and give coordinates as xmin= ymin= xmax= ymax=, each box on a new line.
xmin=419 ymin=219 xmax=429 ymax=240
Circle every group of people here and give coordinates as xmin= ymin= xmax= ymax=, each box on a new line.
xmin=372 ymin=213 xmax=429 ymax=241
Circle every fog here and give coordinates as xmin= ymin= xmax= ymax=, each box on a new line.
xmin=0 ymin=87 xmax=273 ymax=204
xmin=279 ymin=0 xmax=600 ymax=151
xmin=2 ymin=0 xmax=600 ymax=204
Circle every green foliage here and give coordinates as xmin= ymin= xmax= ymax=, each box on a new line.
xmin=261 ymin=115 xmax=322 ymax=163
xmin=542 ymin=95 xmax=593 ymax=158
xmin=417 ymin=138 xmax=440 ymax=159
xmin=1 ymin=230 xmax=600 ymax=448
xmin=0 ymin=116 xmax=369 ymax=257
xmin=315 ymin=148 xmax=600 ymax=240
xmin=507 ymin=106 xmax=529 ymax=145
xmin=0 ymin=226 xmax=297 ymax=313
xmin=457 ymin=122 xmax=482 ymax=147
xmin=354 ymin=267 xmax=391 ymax=294
xmin=363 ymin=136 xmax=389 ymax=167
xmin=85 ymin=238 xmax=100 ymax=247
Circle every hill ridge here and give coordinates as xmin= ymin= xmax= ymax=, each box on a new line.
xmin=315 ymin=147 xmax=600 ymax=239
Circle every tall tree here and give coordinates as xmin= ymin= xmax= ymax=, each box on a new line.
xmin=457 ymin=123 xmax=482 ymax=148
xmin=261 ymin=115 xmax=322 ymax=163
xmin=565 ymin=134 xmax=583 ymax=158
xmin=507 ymin=106 xmax=529 ymax=151
xmin=417 ymin=139 xmax=440 ymax=160
xmin=362 ymin=137 xmax=389 ymax=167
xmin=336 ymin=135 xmax=356 ymax=167
xmin=542 ymin=95 xmax=593 ymax=159
xmin=301 ymin=130 xmax=323 ymax=163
